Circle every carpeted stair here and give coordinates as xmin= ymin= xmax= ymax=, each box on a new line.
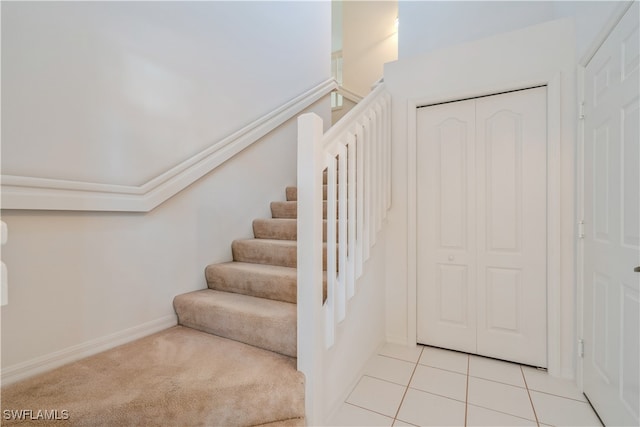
xmin=2 ymin=179 xmax=329 ymax=427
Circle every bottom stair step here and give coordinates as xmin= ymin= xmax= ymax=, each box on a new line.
xmin=174 ymin=289 xmax=297 ymax=357
xmin=1 ymin=326 xmax=304 ymax=427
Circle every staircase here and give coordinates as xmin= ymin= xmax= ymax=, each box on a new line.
xmin=1 ymin=182 xmax=327 ymax=427
xmin=173 ymin=183 xmax=327 ymax=360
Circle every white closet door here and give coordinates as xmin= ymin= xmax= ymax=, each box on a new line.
xmin=417 ymin=99 xmax=477 ymax=354
xmin=583 ymin=2 xmax=639 ymax=425
xmin=417 ymin=87 xmax=547 ymax=367
xmin=475 ymin=87 xmax=547 ymax=367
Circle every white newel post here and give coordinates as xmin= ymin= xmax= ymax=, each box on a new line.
xmin=297 ymin=113 xmax=325 ymax=425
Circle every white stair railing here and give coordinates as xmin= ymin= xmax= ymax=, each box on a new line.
xmin=297 ymin=83 xmax=391 ymax=423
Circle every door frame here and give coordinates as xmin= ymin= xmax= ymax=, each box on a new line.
xmin=407 ymin=74 xmax=564 ymax=376
xmin=576 ymin=0 xmax=637 ymax=392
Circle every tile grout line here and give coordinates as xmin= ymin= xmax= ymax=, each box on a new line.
xmin=342 ymin=402 xmax=397 ymax=422
xmin=464 ymin=355 xmax=470 ymax=426
xmin=521 ymin=365 xmax=541 ymax=426
xmin=392 ymin=346 xmax=425 ymax=424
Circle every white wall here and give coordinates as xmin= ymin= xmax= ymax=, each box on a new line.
xmin=398 ymin=1 xmax=624 ymax=60
xmin=0 ymin=1 xmax=331 ymax=382
xmin=384 ymin=19 xmax=577 ymax=378
xmin=342 ymin=1 xmax=397 ymax=97
xmin=399 ymin=1 xmax=554 ymax=58
xmin=552 ymin=1 xmax=627 ymax=60
xmin=323 ymin=230 xmax=387 ymax=421
xmin=332 ymin=0 xmax=343 ymax=53
xmin=1 ymin=1 xmax=329 ymax=186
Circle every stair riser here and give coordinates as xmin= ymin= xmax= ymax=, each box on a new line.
xmin=233 ymin=240 xmax=296 ymax=268
xmin=232 ymin=240 xmax=327 ymax=270
xmin=253 ymin=219 xmax=330 ymax=242
xmin=286 ymin=186 xmax=330 ymax=202
xmin=206 ymin=264 xmax=297 ymax=304
xmin=253 ymin=219 xmax=297 ymax=241
xmin=271 ymin=201 xmax=328 ymax=219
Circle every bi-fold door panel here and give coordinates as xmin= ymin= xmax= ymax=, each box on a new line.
xmin=475 ymin=88 xmax=547 ymax=367
xmin=417 ymin=87 xmax=547 ymax=367
xmin=417 ymin=99 xmax=477 ymax=354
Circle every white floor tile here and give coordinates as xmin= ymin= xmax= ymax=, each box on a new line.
xmin=467 ymin=376 xmax=536 ymax=420
xmin=326 ymin=402 xmax=394 ymax=426
xmin=409 ymin=365 xmax=467 ymax=401
xmin=378 ymin=343 xmax=424 ymax=363
xmin=346 ymin=376 xmax=406 ymax=418
xmin=466 ymin=404 xmax=537 ymax=426
xmin=522 ymin=366 xmax=587 ymax=401
xmin=418 ymin=346 xmax=468 ymax=374
xmin=530 ymin=390 xmax=602 ymax=426
xmin=363 ymin=354 xmax=416 ymax=386
xmin=469 ymin=355 xmax=525 ymax=387
xmin=396 ymin=388 xmax=466 ymax=426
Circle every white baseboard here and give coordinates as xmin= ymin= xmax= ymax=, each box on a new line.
xmin=1 ymin=314 xmax=177 ymax=386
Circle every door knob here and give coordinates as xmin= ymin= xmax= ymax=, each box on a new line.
xmin=635 ymin=266 xmax=640 ymax=273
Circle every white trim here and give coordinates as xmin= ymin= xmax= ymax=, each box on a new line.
xmin=1 ymin=314 xmax=177 ymax=386
xmin=406 ymin=98 xmax=418 ymax=349
xmin=336 ymin=85 xmax=364 ymax=104
xmin=576 ymin=64 xmax=586 ymax=391
xmin=579 ymin=1 xmax=635 ymax=67
xmin=1 ymin=79 xmax=337 ymax=212
xmin=407 ymin=74 xmax=565 ymax=376
xmin=546 ymin=74 xmax=563 ymax=376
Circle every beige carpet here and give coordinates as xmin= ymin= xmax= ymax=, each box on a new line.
xmin=1 ymin=327 xmax=304 ymax=426
xmin=2 ymin=183 xmax=329 ymax=426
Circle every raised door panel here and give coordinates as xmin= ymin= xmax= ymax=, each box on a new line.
xmin=475 ymin=87 xmax=547 ymax=367
xmin=417 ymin=100 xmax=477 ymax=353
xmin=583 ymin=3 xmax=640 ymax=425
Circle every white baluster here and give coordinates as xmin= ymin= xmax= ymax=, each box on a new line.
xmin=355 ymin=123 xmax=365 ymax=278
xmin=337 ymin=144 xmax=348 ymax=322
xmin=346 ymin=133 xmax=357 ymax=298
xmin=325 ymin=154 xmax=337 ymax=346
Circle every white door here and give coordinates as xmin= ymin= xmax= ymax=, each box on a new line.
xmin=582 ymin=2 xmax=640 ymax=426
xmin=417 ymin=87 xmax=548 ymax=367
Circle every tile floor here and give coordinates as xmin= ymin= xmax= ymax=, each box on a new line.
xmin=327 ymin=343 xmax=603 ymax=426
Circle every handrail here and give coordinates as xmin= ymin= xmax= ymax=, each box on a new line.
xmin=297 ymin=84 xmax=391 ymax=424
xmin=335 ymin=86 xmax=364 ymax=104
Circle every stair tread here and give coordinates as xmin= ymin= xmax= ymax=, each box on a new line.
xmin=208 ymin=261 xmax=297 ymax=276
xmin=232 ymin=238 xmax=299 ymax=269
xmin=206 ymin=262 xmax=297 ymax=303
xmin=253 ymin=218 xmax=297 ymax=241
xmin=234 ymin=238 xmax=298 ymax=246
